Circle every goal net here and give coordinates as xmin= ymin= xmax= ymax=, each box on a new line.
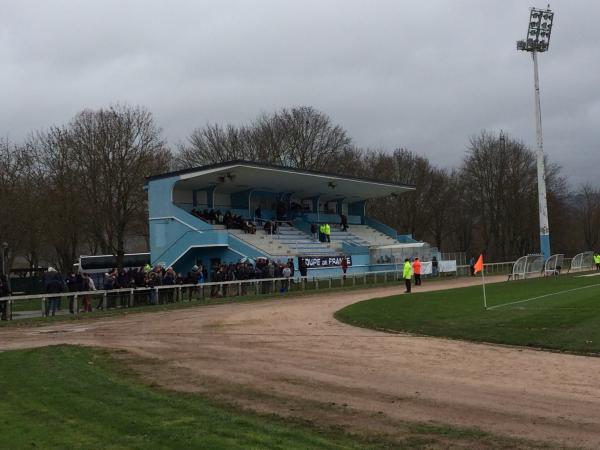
xmin=544 ymin=254 xmax=564 ymax=276
xmin=511 ymin=254 xmax=545 ymax=280
xmin=569 ymin=251 xmax=594 ymax=273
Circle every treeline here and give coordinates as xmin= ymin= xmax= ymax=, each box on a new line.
xmin=1 ymin=104 xmax=599 ymax=271
xmin=1 ymin=105 xmax=170 ymax=271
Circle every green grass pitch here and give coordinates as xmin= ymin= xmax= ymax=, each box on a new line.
xmin=0 ymin=346 xmax=380 ymax=450
xmin=335 ymin=273 xmax=600 ymax=354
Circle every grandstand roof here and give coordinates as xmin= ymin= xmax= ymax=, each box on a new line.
xmin=148 ymin=160 xmax=414 ymax=202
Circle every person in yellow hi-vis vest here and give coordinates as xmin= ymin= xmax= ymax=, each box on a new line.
xmin=595 ymin=252 xmax=600 ymax=271
xmin=403 ymin=258 xmax=412 ymax=294
xmin=324 ymin=223 xmax=331 ymax=243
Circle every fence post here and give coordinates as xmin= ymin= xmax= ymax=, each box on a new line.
xmin=130 ymin=289 xmax=135 ymax=307
xmin=328 ymin=277 xmax=332 ymax=289
xmin=301 ymin=277 xmax=305 ymax=290
xmin=177 ymin=286 xmax=182 ymax=302
xmin=363 ymin=273 xmax=367 ymax=284
xmin=7 ymin=299 xmax=12 ymax=320
xmin=73 ymin=295 xmax=78 ymax=317
xmin=384 ymin=272 xmax=387 ymax=283
xmin=102 ymin=292 xmax=107 ymax=310
xmin=41 ymin=297 xmax=46 ymax=317
xmin=315 ymin=277 xmax=319 ymax=290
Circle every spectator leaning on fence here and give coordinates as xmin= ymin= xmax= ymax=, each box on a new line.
xmin=341 ymin=256 xmax=348 ymax=279
xmin=469 ymin=255 xmax=475 ymax=276
xmin=299 ymin=259 xmax=308 ymax=278
xmin=80 ymin=272 xmax=95 ymax=313
xmin=44 ymin=267 xmax=65 ymax=317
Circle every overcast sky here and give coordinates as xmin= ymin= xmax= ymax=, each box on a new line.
xmin=1 ymin=0 xmax=598 ymax=186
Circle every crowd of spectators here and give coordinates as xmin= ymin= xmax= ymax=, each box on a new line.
xmin=38 ymin=256 xmax=303 ymax=315
xmin=190 ymin=208 xmax=256 ymax=234
xmin=210 ymin=258 xmax=295 ymax=283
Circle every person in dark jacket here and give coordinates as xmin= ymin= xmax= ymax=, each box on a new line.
xmin=299 ymin=259 xmax=308 ymax=278
xmin=340 ymin=213 xmax=348 ymax=232
xmin=0 ymin=275 xmax=10 ymax=320
xmin=44 ymin=267 xmax=65 ymax=317
xmin=100 ymin=270 xmax=117 ymax=309
xmin=66 ymin=272 xmax=79 ymax=314
xmin=341 ymin=256 xmax=348 ymax=280
xmin=254 ymin=206 xmax=262 ymax=225
xmin=162 ymin=267 xmax=176 ymax=303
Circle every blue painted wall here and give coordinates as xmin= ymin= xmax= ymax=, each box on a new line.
xmin=148 ymin=173 xmax=410 ymax=275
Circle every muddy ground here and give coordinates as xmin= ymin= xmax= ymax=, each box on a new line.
xmin=2 ymin=276 xmax=599 ymax=448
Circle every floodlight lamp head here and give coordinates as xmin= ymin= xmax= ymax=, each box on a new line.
xmin=518 ymin=6 xmax=554 ymax=53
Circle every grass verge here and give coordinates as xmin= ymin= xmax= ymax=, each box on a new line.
xmin=0 ymin=345 xmax=381 ymax=450
xmin=335 ymin=273 xmax=600 ymax=355
xmin=0 ymin=345 xmax=553 ymax=449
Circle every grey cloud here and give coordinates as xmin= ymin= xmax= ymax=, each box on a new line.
xmin=1 ymin=0 xmax=598 ymax=186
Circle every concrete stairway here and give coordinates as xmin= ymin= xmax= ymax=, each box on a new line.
xmin=343 ymin=225 xmax=399 ymax=246
xmin=272 ymin=224 xmax=335 ymax=255
xmin=228 ymin=229 xmax=292 ymax=257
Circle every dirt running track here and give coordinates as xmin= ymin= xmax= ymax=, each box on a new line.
xmin=2 ymin=276 xmax=600 ymax=448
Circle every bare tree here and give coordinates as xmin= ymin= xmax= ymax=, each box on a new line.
xmin=459 ymin=131 xmax=574 ymax=260
xmin=176 ymin=106 xmax=351 ymax=171
xmin=29 ymin=130 xmax=86 ymax=271
xmin=426 ymin=168 xmax=457 ymax=250
xmin=577 ymin=183 xmax=600 ymax=249
xmin=62 ymin=105 xmax=171 ymax=267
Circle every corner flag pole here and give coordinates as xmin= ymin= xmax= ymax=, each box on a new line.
xmin=482 ymin=263 xmax=487 ymax=310
xmin=474 ymin=254 xmax=486 ymax=309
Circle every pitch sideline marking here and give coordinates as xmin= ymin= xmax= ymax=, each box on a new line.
xmin=487 ymin=282 xmax=600 ymax=311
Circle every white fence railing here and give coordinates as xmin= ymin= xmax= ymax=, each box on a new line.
xmin=0 ymin=263 xmax=514 ymax=321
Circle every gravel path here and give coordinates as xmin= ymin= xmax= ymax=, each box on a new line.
xmin=2 ymin=276 xmax=599 ymax=448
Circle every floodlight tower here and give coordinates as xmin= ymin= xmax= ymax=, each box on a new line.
xmin=517 ymin=6 xmax=555 ymax=260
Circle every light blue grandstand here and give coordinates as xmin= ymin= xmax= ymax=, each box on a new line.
xmin=145 ymin=160 xmax=426 ymax=278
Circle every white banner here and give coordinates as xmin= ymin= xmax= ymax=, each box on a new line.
xmin=417 ymin=260 xmax=456 ymax=274
xmin=421 ymin=261 xmax=433 ymax=274
xmin=439 ymin=260 xmax=457 ymax=273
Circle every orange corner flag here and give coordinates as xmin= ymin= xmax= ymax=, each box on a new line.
xmin=474 ymin=254 xmax=484 ymax=274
